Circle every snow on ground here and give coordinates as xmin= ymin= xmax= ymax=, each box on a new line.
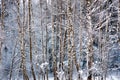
xmin=7 ymin=73 xmax=120 ymax=80
xmin=106 ymin=75 xmax=120 ymax=80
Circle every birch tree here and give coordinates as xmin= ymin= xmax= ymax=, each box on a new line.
xmin=51 ymin=0 xmax=57 ymax=80
xmin=67 ymin=0 xmax=74 ymax=80
xmin=85 ymin=0 xmax=94 ymax=80
xmin=16 ymin=0 xmax=29 ymax=80
xmin=28 ymin=0 xmax=36 ymax=79
xmin=0 ymin=0 xmax=5 ymax=63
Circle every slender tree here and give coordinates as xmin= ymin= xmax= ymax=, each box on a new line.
xmin=85 ymin=0 xmax=94 ymax=80
xmin=28 ymin=0 xmax=36 ymax=79
xmin=67 ymin=0 xmax=74 ymax=80
xmin=51 ymin=1 xmax=57 ymax=80
xmin=58 ymin=0 xmax=64 ymax=71
xmin=16 ymin=0 xmax=29 ymax=80
xmin=0 ymin=0 xmax=5 ymax=63
xmin=45 ymin=1 xmax=49 ymax=80
xmin=9 ymin=40 xmax=18 ymax=80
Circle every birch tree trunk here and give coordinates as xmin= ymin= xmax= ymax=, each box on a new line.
xmin=86 ymin=0 xmax=93 ymax=80
xmin=67 ymin=0 xmax=73 ymax=80
xmin=0 ymin=0 xmax=5 ymax=63
xmin=1 ymin=0 xmax=5 ymax=30
xmin=51 ymin=1 xmax=57 ymax=80
xmin=16 ymin=0 xmax=29 ymax=80
xmin=45 ymin=1 xmax=48 ymax=80
xmin=28 ymin=0 xmax=36 ymax=79
xmin=58 ymin=0 xmax=64 ymax=71
xmin=52 ymin=16 xmax=57 ymax=80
